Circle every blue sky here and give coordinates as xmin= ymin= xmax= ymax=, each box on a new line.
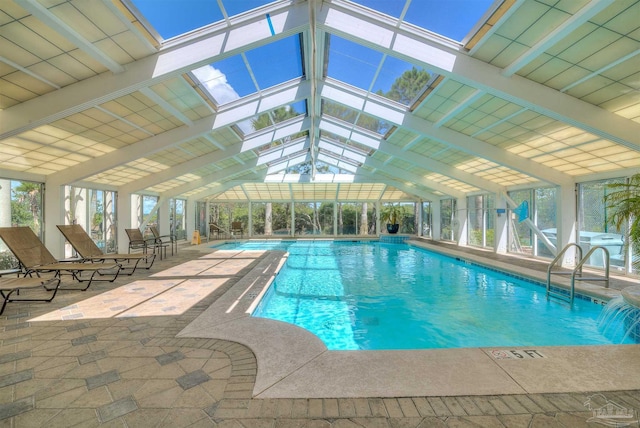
xmin=132 ymin=0 xmax=493 ymax=107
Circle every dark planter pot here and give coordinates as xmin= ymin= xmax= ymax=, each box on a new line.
xmin=387 ymin=224 xmax=400 ymax=234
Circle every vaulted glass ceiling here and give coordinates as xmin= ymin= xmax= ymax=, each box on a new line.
xmin=0 ymin=0 xmax=638 ymax=205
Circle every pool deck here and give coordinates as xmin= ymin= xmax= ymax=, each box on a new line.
xmin=1 ymin=238 xmax=639 ymax=426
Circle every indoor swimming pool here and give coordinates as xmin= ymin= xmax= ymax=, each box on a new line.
xmin=215 ymin=240 xmax=635 ymax=350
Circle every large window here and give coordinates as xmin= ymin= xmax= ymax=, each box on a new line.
xmin=169 ymin=198 xmax=186 ymax=240
xmin=508 ymin=187 xmax=556 ymax=258
xmin=294 ymin=202 xmax=333 ymax=235
xmin=209 ymin=202 xmax=248 ymax=234
xmin=440 ymin=199 xmax=456 ymax=241
xmin=0 ymin=179 xmax=44 ymax=269
xmin=468 ymin=194 xmax=494 ymax=248
xmin=421 ymin=201 xmax=432 ymax=238
xmin=578 ymin=179 xmax=627 ymax=273
xmin=66 ymin=186 xmax=117 ymax=255
xmin=337 ymin=202 xmax=375 ymax=235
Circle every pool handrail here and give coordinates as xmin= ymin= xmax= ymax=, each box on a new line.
xmin=546 ymin=243 xmax=583 ymax=306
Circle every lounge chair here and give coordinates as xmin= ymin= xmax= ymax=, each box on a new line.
xmin=125 ymin=228 xmax=167 ymax=259
xmin=0 ymin=227 xmax=121 ymax=291
xmin=231 ymin=221 xmax=244 ymax=238
xmin=149 ymin=226 xmax=177 ymax=257
xmin=0 ymin=276 xmax=61 ymax=315
xmin=57 ymin=224 xmax=155 ymax=275
xmin=209 ymin=223 xmax=224 ymax=241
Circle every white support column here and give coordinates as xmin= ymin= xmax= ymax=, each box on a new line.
xmin=248 ymin=202 xmax=253 ymax=238
xmin=456 ymin=197 xmax=468 ymax=246
xmin=44 ymin=183 xmax=65 ymax=258
xmin=159 ymin=198 xmax=170 ymax=236
xmin=0 ymin=179 xmax=11 ymax=228
xmin=333 ymin=202 xmax=338 ymax=236
xmin=432 ymin=201 xmax=441 ymax=240
xmin=117 ymin=192 xmax=135 ymax=253
xmin=495 ymin=193 xmax=508 ymax=254
xmin=557 ymin=183 xmax=578 ymax=268
xmin=290 ymin=202 xmax=295 ymax=237
xmin=375 ymin=201 xmax=381 ymax=236
xmin=186 ymin=198 xmax=196 ymax=242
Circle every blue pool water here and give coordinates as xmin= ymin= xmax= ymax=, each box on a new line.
xmin=217 ymin=240 xmax=635 ymax=350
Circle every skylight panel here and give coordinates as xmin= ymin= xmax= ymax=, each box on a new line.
xmin=220 ymin=0 xmax=273 ymax=18
xmin=130 ymin=0 xmax=224 ymax=40
xmin=404 ymin=0 xmax=496 ymax=42
xmin=326 ymin=35 xmax=382 ymax=91
xmin=349 ymin=0 xmax=406 ymax=18
xmin=245 ymin=35 xmax=303 ymax=90
xmin=195 ymin=55 xmax=255 ymax=105
xmin=373 ymin=59 xmax=433 ymax=106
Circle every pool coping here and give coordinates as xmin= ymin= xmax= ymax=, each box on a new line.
xmin=178 ymin=240 xmax=640 ymax=398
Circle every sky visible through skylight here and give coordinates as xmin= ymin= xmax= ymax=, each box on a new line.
xmin=130 ymin=0 xmax=494 ymax=171
xmin=131 ymin=0 xmax=494 ymax=110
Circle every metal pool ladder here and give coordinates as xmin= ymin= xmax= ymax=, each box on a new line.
xmin=546 ymin=243 xmax=610 ymax=306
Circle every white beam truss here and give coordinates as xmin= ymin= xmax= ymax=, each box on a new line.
xmin=319 ymin=0 xmax=640 ymax=151
xmin=0 ymin=1 xmax=309 ymax=139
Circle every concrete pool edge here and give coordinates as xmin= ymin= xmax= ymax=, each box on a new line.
xmin=178 ymin=241 xmax=640 ymax=398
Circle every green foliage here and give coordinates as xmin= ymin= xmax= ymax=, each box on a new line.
xmin=10 ymin=182 xmax=41 ymax=232
xmin=381 ymin=203 xmax=403 ymax=225
xmin=385 ymin=67 xmax=431 ymax=105
xmin=605 ymin=174 xmax=640 ymax=265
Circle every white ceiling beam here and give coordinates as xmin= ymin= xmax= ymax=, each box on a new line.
xmin=46 ymin=85 xmax=309 ymax=186
xmin=317 ymin=119 xmax=503 ymax=192
xmin=502 ymin=0 xmax=615 ymax=77
xmin=321 ymin=81 xmax=573 ymax=186
xmin=139 ymin=87 xmax=193 ymax=125
xmin=0 ymin=169 xmax=46 ymax=183
xmin=358 ymin=171 xmax=443 ymax=201
xmin=433 ymin=89 xmax=484 ymax=128
xmin=0 ymin=1 xmax=309 ymax=139
xmin=115 ymin=117 xmax=309 ymax=193
xmin=18 ymin=0 xmax=125 ymax=73
xmin=364 ymin=157 xmax=465 ymax=199
xmin=320 ymin=0 xmax=640 ymax=151
xmin=161 ymin=159 xmax=260 ymax=199
xmin=0 ymin=56 xmax=60 ymax=89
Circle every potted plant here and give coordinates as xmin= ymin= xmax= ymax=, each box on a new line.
xmin=605 ymin=174 xmax=640 ymax=270
xmin=381 ymin=203 xmax=402 ymax=234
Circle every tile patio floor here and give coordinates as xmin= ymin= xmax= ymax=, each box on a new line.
xmin=1 ymin=240 xmax=639 ymax=427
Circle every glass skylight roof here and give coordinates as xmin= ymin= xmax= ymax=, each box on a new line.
xmin=130 ymin=0 xmax=273 ymax=39
xmin=194 ymin=34 xmax=303 ymax=106
xmin=350 ymin=0 xmax=497 ymax=42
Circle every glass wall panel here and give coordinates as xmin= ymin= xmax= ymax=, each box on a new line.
xmin=196 ymin=202 xmax=207 ymax=238
xmin=485 ymin=194 xmax=495 ymax=248
xmin=422 ymin=201 xmax=432 ymax=238
xmin=508 ymin=189 xmax=533 ymax=255
xmin=229 ymin=202 xmax=249 ymax=233
xmin=440 ymin=199 xmax=456 ymax=241
xmin=271 ymin=202 xmax=291 ymax=236
xmin=250 ymin=202 xmax=293 ymax=236
xmin=578 ymin=180 xmax=626 ymax=272
xmin=468 ymin=195 xmax=483 ymax=247
xmin=0 ymin=179 xmax=44 ymax=269
xmin=65 ymin=186 xmax=117 ymax=255
xmin=252 ymin=202 xmax=266 ymax=236
xmin=535 ymin=187 xmax=556 ymax=258
xmin=294 ymin=202 xmax=333 ymax=235
xmin=337 ymin=202 xmax=357 ymax=235
xmin=507 ymin=187 xmax=556 ymax=258
xmin=367 ymin=203 xmax=377 ymax=235
xmin=399 ymin=202 xmax=416 ymax=234
xmin=170 ymin=198 xmax=186 ymax=240
xmin=142 ymin=195 xmax=158 ymax=238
